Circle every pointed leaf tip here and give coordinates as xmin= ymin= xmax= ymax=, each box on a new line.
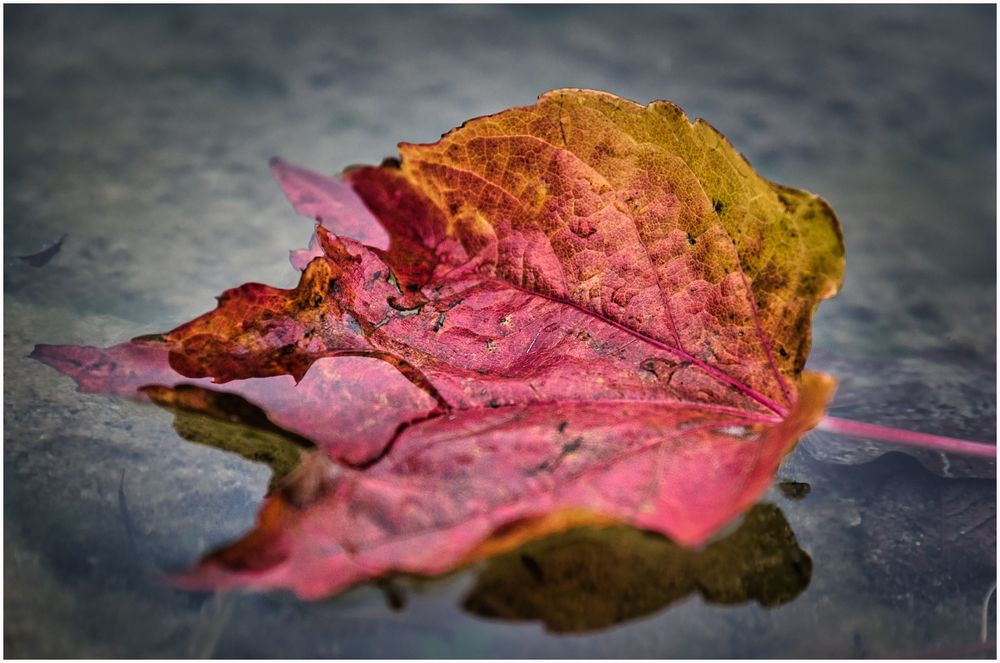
xmin=271 ymin=158 xmax=390 ymax=251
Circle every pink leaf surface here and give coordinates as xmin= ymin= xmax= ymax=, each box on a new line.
xmin=173 ymin=373 xmax=831 ymax=599
xmin=270 ymin=157 xmax=390 ymax=269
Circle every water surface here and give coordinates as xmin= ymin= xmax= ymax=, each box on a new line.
xmin=5 ymin=5 xmax=995 ymax=657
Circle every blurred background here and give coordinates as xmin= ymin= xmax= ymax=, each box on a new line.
xmin=5 ymin=5 xmax=996 ymax=657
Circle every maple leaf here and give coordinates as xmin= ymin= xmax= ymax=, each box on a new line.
xmin=32 ymin=89 xmax=845 ymax=599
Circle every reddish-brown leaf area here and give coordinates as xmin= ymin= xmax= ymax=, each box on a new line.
xmin=32 ymin=89 xmax=844 ymax=598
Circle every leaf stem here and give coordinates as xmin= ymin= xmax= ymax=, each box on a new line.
xmin=817 ymin=415 xmax=996 ymax=459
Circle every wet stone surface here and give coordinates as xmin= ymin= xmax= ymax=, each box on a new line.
xmin=5 ymin=5 xmax=996 ymax=658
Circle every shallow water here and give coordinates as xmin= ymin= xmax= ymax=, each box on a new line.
xmin=4 ymin=5 xmax=996 ymax=658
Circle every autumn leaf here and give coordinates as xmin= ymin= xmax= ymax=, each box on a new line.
xmin=32 ymin=89 xmax=844 ymax=599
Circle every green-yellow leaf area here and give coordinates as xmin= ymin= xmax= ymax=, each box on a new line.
xmin=397 ymin=89 xmax=844 ymax=395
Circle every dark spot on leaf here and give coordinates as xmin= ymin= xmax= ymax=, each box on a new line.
xmin=557 ymin=420 xmax=568 ymax=433
xmin=489 ymin=519 xmax=529 ymax=539
xmin=387 ymin=297 xmax=423 ymax=316
xmin=639 ymin=357 xmax=678 ymax=378
xmin=779 ymin=346 xmax=789 ymax=358
xmin=777 ymin=192 xmax=794 ymax=212
xmin=91 ymin=359 xmax=117 ymax=374
xmin=562 ymin=437 xmax=583 ymax=454
xmin=488 ymin=398 xmax=500 ymax=408
xmin=433 ymin=312 xmax=446 ymax=333
xmin=687 ymin=233 xmax=697 ymax=246
xmin=379 ymin=156 xmax=401 ymax=169
xmin=713 ymin=200 xmax=725 ymax=214
xmin=343 ymin=313 xmax=362 ymax=335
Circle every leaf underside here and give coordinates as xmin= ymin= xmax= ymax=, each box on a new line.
xmin=32 ymin=89 xmax=843 ymax=599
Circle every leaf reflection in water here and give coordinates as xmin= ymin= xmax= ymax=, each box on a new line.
xmin=463 ymin=503 xmax=811 ymax=633
xmin=143 ymin=384 xmax=315 ymax=488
